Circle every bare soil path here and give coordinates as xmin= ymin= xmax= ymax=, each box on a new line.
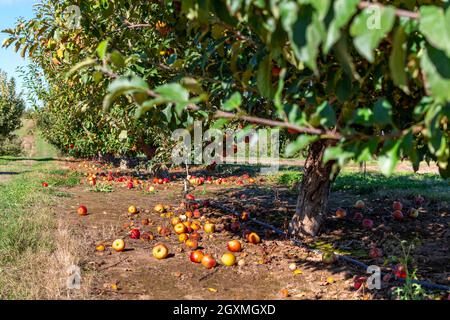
xmin=55 ymin=172 xmax=365 ymax=300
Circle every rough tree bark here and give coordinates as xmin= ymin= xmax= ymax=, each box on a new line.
xmin=289 ymin=140 xmax=338 ymax=237
xmin=137 ymin=138 xmax=157 ymax=160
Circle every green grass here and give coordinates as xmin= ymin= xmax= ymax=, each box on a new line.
xmin=272 ymin=170 xmax=450 ymax=200
xmin=0 ymin=161 xmax=74 ymax=299
xmin=33 ymin=132 xmax=59 ymax=159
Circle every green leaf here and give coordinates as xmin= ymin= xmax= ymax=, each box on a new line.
xmin=324 ymin=0 xmax=359 ymax=53
xmin=104 ymin=76 xmax=149 ymax=111
xmin=66 ymin=58 xmax=97 ymax=78
xmin=284 ymin=135 xmax=318 ymax=157
xmin=421 ymin=44 xmax=450 ymax=101
xmin=353 ymin=108 xmax=374 ymax=126
xmin=314 ymin=101 xmax=336 ymax=128
xmin=110 ymin=50 xmax=125 ymax=68
xmin=256 ymin=55 xmax=274 ymax=99
xmin=389 ymin=26 xmax=409 ymax=93
xmin=96 ymin=40 xmax=109 ymax=60
xmin=280 ymin=3 xmax=324 ymax=74
xmin=419 ymin=6 xmax=450 ymax=57
xmin=373 ymin=99 xmax=393 ymax=126
xmin=134 ymin=97 xmax=168 ymax=119
xmin=323 ymin=146 xmax=354 ymax=166
xmin=378 ymin=139 xmax=402 ymax=176
xmin=180 ymin=77 xmax=203 ymax=95
xmin=222 ymin=92 xmax=242 ymax=111
xmin=350 ymin=6 xmax=396 ymax=62
xmin=154 ymin=83 xmax=189 ymax=103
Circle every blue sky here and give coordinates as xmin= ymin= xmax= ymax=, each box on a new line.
xmin=0 ymin=0 xmax=38 ymax=94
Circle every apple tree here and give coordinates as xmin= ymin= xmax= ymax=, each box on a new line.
xmin=0 ymin=70 xmax=25 ymax=155
xmin=5 ymin=0 xmax=449 ymax=237
xmin=96 ymin=0 xmax=448 ymax=237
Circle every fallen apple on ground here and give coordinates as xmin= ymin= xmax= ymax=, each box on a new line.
xmin=221 ymin=253 xmax=236 ymax=266
xmin=154 ymin=204 xmax=165 ymax=213
xmin=227 ymin=240 xmax=242 ymax=252
xmin=190 ymin=250 xmax=204 ymax=263
xmin=128 ymin=205 xmax=138 ymax=214
xmin=246 ymin=232 xmax=261 ymax=244
xmin=112 ymin=239 xmax=125 ymax=252
xmin=409 ymin=208 xmax=419 ymax=219
xmin=129 ymin=228 xmax=140 ymax=239
xmin=178 ymin=233 xmax=189 ymax=243
xmin=77 ymin=205 xmax=88 ymax=216
xmin=362 ymin=218 xmax=374 ymax=229
xmin=201 ymin=254 xmax=217 ymax=269
xmin=354 ymin=200 xmax=365 ymax=209
xmin=204 ymin=222 xmax=215 ymax=234
xmin=174 ymin=223 xmax=187 ymax=235
xmin=152 ymin=244 xmax=169 ymax=259
xmin=393 ymin=201 xmax=403 ymax=211
xmin=185 ymin=239 xmax=199 ymax=250
xmin=392 ymin=210 xmax=404 ymax=221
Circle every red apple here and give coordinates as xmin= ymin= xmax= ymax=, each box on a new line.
xmin=77 ymin=205 xmax=88 ymax=216
xmin=394 ymin=264 xmax=407 ymax=279
xmin=186 ymin=194 xmax=195 ymax=201
xmin=393 ymin=201 xmax=403 ymax=211
xmin=392 ymin=210 xmax=404 ymax=221
xmin=185 ymin=239 xmax=199 ymax=250
xmin=190 ymin=250 xmax=204 ymax=263
xmin=189 ymin=232 xmax=202 ymax=241
xmin=227 ymin=240 xmax=242 ymax=252
xmin=230 ymin=221 xmax=241 ymax=232
xmin=130 ymin=228 xmax=140 ymax=239
xmin=362 ymin=218 xmax=374 ymax=229
xmin=193 ymin=209 xmax=201 ymax=218
xmin=201 ymin=254 xmax=216 ymax=269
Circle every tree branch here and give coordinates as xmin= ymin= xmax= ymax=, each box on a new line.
xmin=187 ymin=105 xmax=342 ymax=140
xmin=358 ymin=1 xmax=420 ymax=20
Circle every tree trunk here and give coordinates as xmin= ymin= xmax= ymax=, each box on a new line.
xmin=137 ymin=139 xmax=157 ymax=160
xmin=289 ymin=140 xmax=337 ymax=237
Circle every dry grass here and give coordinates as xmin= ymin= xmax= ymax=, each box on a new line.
xmin=0 ymin=161 xmax=94 ymax=299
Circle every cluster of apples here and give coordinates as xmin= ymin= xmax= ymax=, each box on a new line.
xmin=391 ymin=200 xmax=424 ymax=221
xmin=335 ymin=200 xmax=375 ymax=230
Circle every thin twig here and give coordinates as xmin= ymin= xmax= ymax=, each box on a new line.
xmin=358 ymin=1 xmax=420 ymax=20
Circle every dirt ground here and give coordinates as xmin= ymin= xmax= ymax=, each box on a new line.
xmin=49 ymin=161 xmax=449 ymax=300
